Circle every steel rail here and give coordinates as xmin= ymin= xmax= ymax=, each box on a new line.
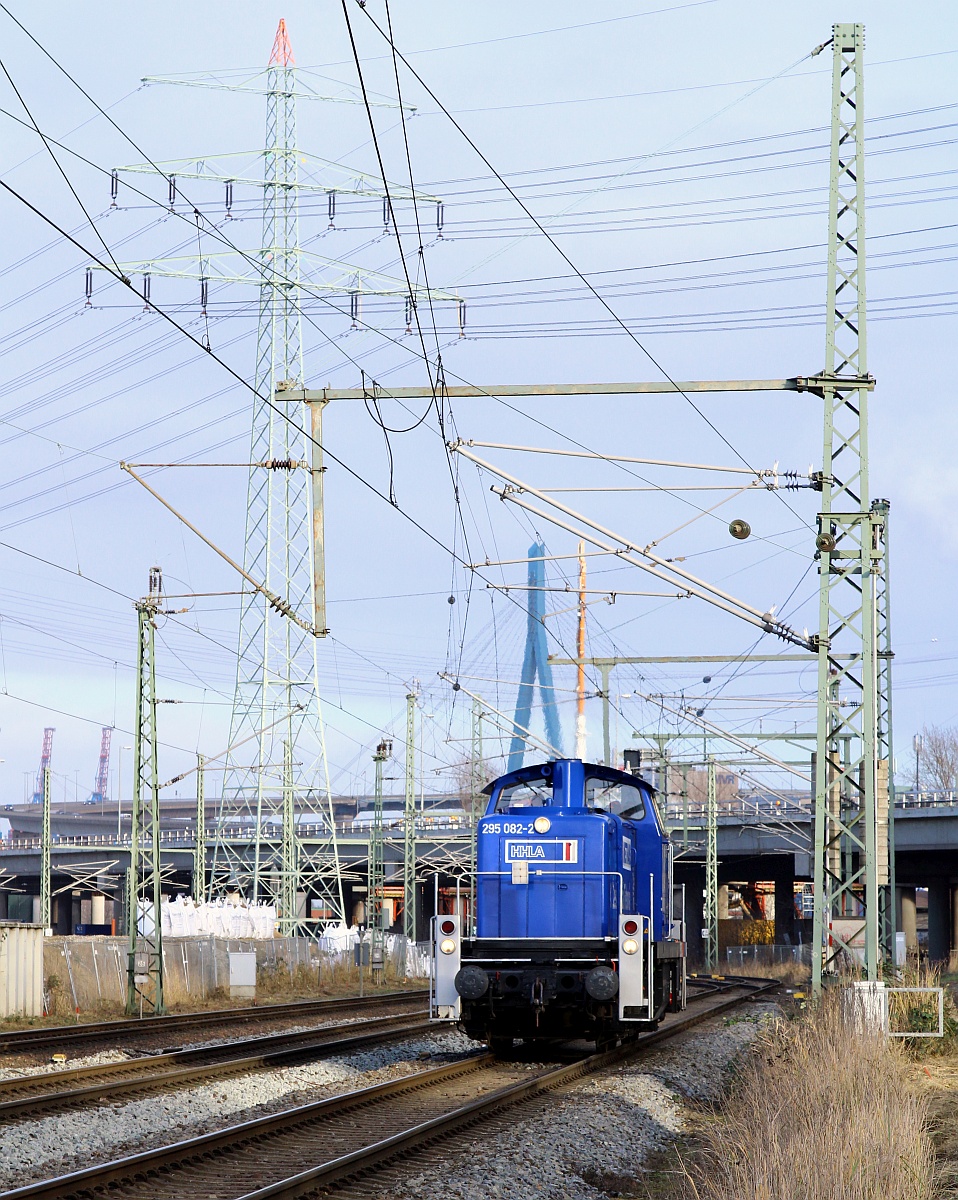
xmin=0 ymin=988 xmax=426 ymax=1053
xmin=0 ymin=1013 xmax=430 ymax=1122
xmin=244 ymin=981 xmax=778 ymax=1200
xmin=2 ymin=979 xmax=775 ymax=1200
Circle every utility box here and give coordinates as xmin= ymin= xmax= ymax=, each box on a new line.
xmin=228 ymin=951 xmax=257 ymax=1001
xmin=842 ymin=981 xmax=887 ymax=1035
xmin=0 ymin=923 xmax=44 ymax=1017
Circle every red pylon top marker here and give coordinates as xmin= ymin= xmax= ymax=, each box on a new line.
xmin=269 ymin=18 xmax=295 ymax=67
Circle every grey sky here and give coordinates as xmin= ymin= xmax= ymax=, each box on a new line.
xmin=0 ymin=1 xmax=953 ymax=802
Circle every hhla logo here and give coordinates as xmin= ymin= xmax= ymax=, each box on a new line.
xmin=504 ymin=840 xmax=579 ymax=864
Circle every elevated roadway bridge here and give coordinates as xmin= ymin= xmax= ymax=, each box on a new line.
xmin=668 ymin=793 xmax=958 ymax=962
xmin=0 ymin=794 xmax=956 ymax=961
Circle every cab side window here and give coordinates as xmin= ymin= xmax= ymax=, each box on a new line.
xmin=492 ymin=780 xmax=554 ymax=813
xmin=585 ymin=777 xmax=646 ymax=821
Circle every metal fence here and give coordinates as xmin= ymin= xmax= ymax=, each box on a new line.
xmin=725 ymin=943 xmax=812 ymax=970
xmin=43 ymin=934 xmax=426 ymax=1013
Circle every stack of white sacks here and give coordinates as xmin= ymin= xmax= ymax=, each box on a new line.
xmin=160 ymin=894 xmax=277 ymax=938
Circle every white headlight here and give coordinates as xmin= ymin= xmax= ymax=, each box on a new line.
xmin=533 ymin=816 xmax=551 ymax=834
xmin=622 ymin=938 xmax=639 ymax=956
xmin=439 ymin=938 xmax=457 ymax=955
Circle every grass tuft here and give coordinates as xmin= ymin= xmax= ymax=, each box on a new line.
xmin=691 ymin=992 xmax=936 ymax=1200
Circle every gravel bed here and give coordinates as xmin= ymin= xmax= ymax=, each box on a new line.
xmin=174 ymin=1011 xmax=396 ymax=1053
xmin=0 ymin=1029 xmax=475 ymax=1190
xmin=0 ymin=1050 xmax=130 ymax=1082
xmin=387 ymin=1003 xmax=782 ymax=1200
xmin=0 ymin=1013 xmax=408 ymax=1078
xmin=0 ymin=1002 xmax=426 ymax=1067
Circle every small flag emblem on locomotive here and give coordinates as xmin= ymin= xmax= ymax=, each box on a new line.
xmin=504 ymin=839 xmax=579 ymax=864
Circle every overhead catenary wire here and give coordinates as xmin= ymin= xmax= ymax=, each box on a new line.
xmin=352 ymin=4 xmax=815 ymax=532
xmin=0 ymin=9 xmax=917 ymax=782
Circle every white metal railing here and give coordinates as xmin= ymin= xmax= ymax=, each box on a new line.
xmin=7 ymin=793 xmax=958 ymax=853
xmin=895 ymin=790 xmax=958 ymax=810
xmin=886 ymin=987 xmax=945 ymax=1038
xmin=0 ymin=816 xmax=475 ymax=852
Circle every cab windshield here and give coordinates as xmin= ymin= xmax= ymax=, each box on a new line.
xmin=492 ymin=779 xmax=554 ymax=813
xmin=585 ymin=777 xmax=646 ymax=820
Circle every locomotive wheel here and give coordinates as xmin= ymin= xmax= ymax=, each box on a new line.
xmin=595 ymin=1031 xmax=618 ymax=1053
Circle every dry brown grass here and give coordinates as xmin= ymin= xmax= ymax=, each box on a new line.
xmin=915 ymin=1059 xmax=958 ymax=1199
xmin=723 ymin=958 xmax=811 ymax=989
xmin=690 ymin=993 xmax=936 ymax=1200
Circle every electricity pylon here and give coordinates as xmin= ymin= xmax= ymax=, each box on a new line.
xmin=215 ymin=21 xmax=340 ymax=916
xmin=105 ymin=22 xmax=456 ymax=923
xmin=812 ymin=23 xmax=891 ymax=989
xmin=278 ymin=740 xmax=299 ymax=935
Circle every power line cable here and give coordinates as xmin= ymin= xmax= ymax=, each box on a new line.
xmin=352 ymin=3 xmax=812 ymax=531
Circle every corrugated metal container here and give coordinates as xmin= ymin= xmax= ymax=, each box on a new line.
xmin=0 ymin=923 xmax=44 ymax=1017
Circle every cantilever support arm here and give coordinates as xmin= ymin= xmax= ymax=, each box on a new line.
xmin=120 ymin=463 xmax=319 ymax=637
xmin=438 ymin=673 xmax=562 ymax=761
xmin=451 ymin=444 xmax=813 ymax=650
xmin=304 ymin=375 xmax=874 ymax=403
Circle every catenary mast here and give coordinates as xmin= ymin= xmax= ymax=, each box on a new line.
xmin=811 ymin=23 xmax=891 ymax=989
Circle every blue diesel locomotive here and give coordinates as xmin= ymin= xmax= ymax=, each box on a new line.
xmin=431 ymin=758 xmax=687 ymax=1050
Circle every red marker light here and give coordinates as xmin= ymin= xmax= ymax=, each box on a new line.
xmin=623 ymin=920 xmax=638 ymax=935
xmin=440 ymin=919 xmax=456 ymax=935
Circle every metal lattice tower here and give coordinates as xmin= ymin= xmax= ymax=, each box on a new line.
xmin=193 ymin=753 xmax=206 ymax=903
xmin=107 ymin=24 xmax=457 ymax=926
xmin=39 ymin=767 xmax=51 ymax=932
xmin=704 ymin=757 xmax=718 ymax=971
xmin=279 ymin=741 xmax=298 ymax=934
xmin=812 ymin=23 xmax=890 ymax=989
xmin=210 ymin=21 xmax=343 ymax=915
xmin=470 ymin=696 xmax=484 ymax=930
xmin=127 ymin=567 xmax=165 ymax=1016
xmin=403 ymin=691 xmax=417 ymax=949
xmin=369 ymin=739 xmax=390 ymax=982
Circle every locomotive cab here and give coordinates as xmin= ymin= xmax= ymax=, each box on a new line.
xmin=431 ymin=758 xmax=686 ymax=1049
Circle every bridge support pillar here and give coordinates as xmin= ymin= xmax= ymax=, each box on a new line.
xmin=775 ymin=873 xmax=796 ymax=945
xmin=952 ymin=887 xmax=958 ymax=969
xmin=899 ymin=887 xmax=917 ymax=955
xmin=928 ymin=883 xmax=951 ymax=964
xmin=718 ymin=883 xmax=729 ymax=919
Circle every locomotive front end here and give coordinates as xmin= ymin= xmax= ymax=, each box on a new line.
xmin=431 ymin=758 xmax=685 ymax=1050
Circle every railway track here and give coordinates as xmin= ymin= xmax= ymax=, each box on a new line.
xmin=0 ymin=1009 xmax=430 ymax=1122
xmin=3 ymin=977 xmax=776 ymax=1200
xmin=0 ymin=989 xmax=426 ymax=1055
